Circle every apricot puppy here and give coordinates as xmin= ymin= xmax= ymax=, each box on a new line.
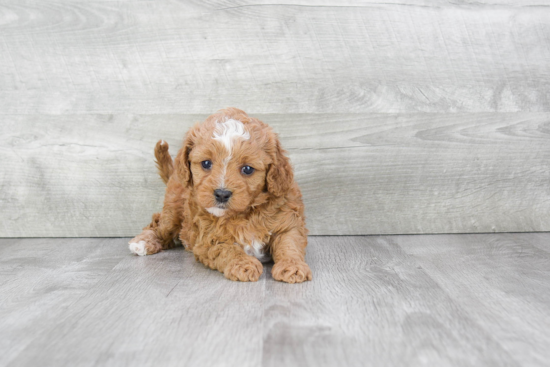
xmin=129 ymin=108 xmax=312 ymax=283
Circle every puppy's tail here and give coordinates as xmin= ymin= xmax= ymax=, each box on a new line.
xmin=154 ymin=140 xmax=173 ymax=185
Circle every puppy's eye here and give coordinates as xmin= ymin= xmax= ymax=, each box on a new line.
xmin=201 ymin=160 xmax=212 ymax=170
xmin=241 ymin=165 xmax=255 ymax=175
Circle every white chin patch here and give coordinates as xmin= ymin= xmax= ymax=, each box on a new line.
xmin=206 ymin=207 xmax=227 ymax=217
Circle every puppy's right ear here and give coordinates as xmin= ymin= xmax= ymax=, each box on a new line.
xmin=174 ymin=126 xmax=197 ymax=187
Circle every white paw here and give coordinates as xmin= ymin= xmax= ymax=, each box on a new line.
xmin=129 ymin=241 xmax=147 ymax=256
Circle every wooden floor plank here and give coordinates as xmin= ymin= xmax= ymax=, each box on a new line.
xmin=6 ymin=242 xmax=266 ymax=367
xmin=1 ymin=234 xmax=549 ymax=366
xmin=262 ymin=236 xmax=518 ymax=367
xmin=397 ymin=233 xmax=550 ymax=366
xmin=514 ymin=232 xmax=550 ymax=254
xmin=0 ymin=238 xmax=124 ymax=366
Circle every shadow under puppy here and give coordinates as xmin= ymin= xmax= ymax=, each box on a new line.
xmin=129 ymin=108 xmax=312 ymax=283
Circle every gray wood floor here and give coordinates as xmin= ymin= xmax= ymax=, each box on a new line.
xmin=1 ymin=233 xmax=549 ymax=367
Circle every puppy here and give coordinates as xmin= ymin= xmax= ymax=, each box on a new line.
xmin=129 ymin=108 xmax=312 ymax=283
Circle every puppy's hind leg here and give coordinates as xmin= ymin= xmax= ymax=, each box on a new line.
xmin=129 ymin=203 xmax=182 ymax=256
xmin=129 ymin=213 xmax=164 ymax=256
xmin=129 ymin=160 xmax=185 ymax=256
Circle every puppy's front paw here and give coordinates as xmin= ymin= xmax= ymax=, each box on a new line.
xmin=272 ymin=259 xmax=312 ymax=283
xmin=129 ymin=240 xmax=149 ymax=256
xmin=128 ymin=230 xmax=162 ymax=256
xmin=224 ymin=257 xmax=263 ymax=282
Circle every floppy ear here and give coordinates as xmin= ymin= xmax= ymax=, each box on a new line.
xmin=266 ymin=137 xmax=294 ymax=197
xmin=174 ymin=127 xmax=196 ymax=187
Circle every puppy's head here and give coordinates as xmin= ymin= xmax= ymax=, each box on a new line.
xmin=175 ymin=108 xmax=293 ymax=217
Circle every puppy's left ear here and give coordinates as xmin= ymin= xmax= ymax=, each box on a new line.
xmin=266 ymin=137 xmax=294 ymax=197
xmin=174 ymin=125 xmax=197 ymax=187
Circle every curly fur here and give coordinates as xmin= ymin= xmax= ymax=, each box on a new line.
xmin=129 ymin=108 xmax=312 ymax=283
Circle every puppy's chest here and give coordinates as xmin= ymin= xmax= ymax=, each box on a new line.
xmin=233 ymin=223 xmax=272 ymax=263
xmin=242 ymin=239 xmax=272 ymax=263
xmin=192 ymin=216 xmax=273 ymax=262
xmin=238 ymin=222 xmax=272 ymax=263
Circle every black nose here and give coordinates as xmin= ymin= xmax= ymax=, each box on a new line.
xmin=214 ymin=189 xmax=232 ymax=203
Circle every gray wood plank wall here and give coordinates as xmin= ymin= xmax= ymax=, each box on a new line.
xmin=1 ymin=1 xmax=549 ymax=236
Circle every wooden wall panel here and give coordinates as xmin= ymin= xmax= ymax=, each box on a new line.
xmin=1 ymin=113 xmax=548 ymax=236
xmin=0 ymin=1 xmax=549 ymax=114
xmin=1 ymin=1 xmax=549 ymax=236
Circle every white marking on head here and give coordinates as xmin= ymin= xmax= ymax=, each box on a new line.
xmin=213 ymin=119 xmax=250 ymax=152
xmin=206 ymin=207 xmax=227 ymax=217
xmin=160 ymin=140 xmax=166 ymax=146
xmin=212 ymin=119 xmax=250 ymax=187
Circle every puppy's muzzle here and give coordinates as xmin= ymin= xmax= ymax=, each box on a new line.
xmin=214 ymin=189 xmax=232 ymax=204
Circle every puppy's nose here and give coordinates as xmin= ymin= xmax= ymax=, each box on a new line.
xmin=214 ymin=189 xmax=232 ymax=203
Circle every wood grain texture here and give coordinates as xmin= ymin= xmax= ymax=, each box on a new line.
xmin=1 ymin=0 xmax=550 ymax=236
xmin=1 ymin=238 xmax=265 ymax=367
xmin=0 ymin=1 xmax=549 ymax=114
xmin=398 ymin=233 xmax=550 ymax=367
xmin=2 ymin=233 xmax=550 ymax=366
xmin=262 ymin=236 xmax=518 ymax=367
xmin=0 ymin=238 xmax=124 ymax=366
xmin=1 ymin=113 xmax=549 ymax=236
